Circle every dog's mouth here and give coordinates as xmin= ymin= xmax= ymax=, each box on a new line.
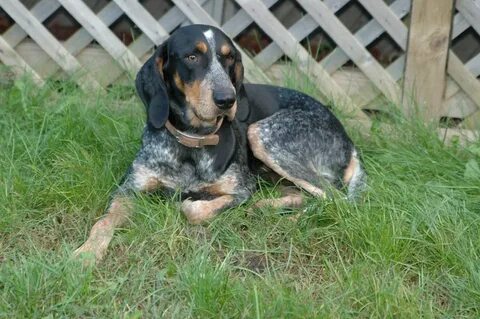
xmin=180 ymin=110 xmax=223 ymax=135
xmin=192 ymin=110 xmax=225 ymax=127
xmin=192 ymin=104 xmax=236 ymax=124
xmin=203 ymin=116 xmax=224 ymax=131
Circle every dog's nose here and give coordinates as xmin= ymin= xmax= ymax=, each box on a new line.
xmin=213 ymin=91 xmax=236 ymax=110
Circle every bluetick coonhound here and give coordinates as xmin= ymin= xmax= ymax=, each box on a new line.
xmin=74 ymin=25 xmax=365 ymax=262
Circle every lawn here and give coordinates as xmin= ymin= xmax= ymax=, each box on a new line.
xmin=1 ymin=75 xmax=479 ymax=318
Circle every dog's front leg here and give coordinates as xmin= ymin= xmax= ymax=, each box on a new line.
xmin=181 ymin=168 xmax=253 ymax=224
xmin=74 ymin=163 xmax=165 ymax=263
xmin=73 ymin=195 xmax=132 ymax=262
xmin=181 ymin=195 xmax=236 ymax=224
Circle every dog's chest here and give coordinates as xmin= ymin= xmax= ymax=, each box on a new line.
xmin=141 ymin=128 xmax=238 ymax=193
xmin=181 ymin=149 xmax=226 ymax=189
xmin=147 ymin=146 xmax=229 ymax=192
xmin=196 ymin=150 xmax=221 ymax=177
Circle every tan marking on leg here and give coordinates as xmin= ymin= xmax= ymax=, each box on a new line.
xmin=278 ymin=185 xmax=302 ymax=196
xmin=248 ymin=124 xmax=325 ymax=197
xmin=220 ymin=44 xmax=231 ymax=56
xmin=181 ymin=195 xmax=234 ymax=224
xmin=132 ymin=164 xmax=175 ymax=191
xmin=196 ymin=41 xmax=208 ymax=53
xmin=254 ymin=194 xmax=303 ymax=209
xmin=144 ymin=177 xmax=160 ymax=192
xmin=252 ymin=186 xmax=302 ymax=210
xmin=200 ymin=174 xmax=238 ymax=196
xmin=74 ymin=196 xmax=132 ymax=263
xmin=343 ymin=153 xmax=358 ymax=185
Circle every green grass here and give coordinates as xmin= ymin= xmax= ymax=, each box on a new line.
xmin=1 ymin=75 xmax=480 ymax=318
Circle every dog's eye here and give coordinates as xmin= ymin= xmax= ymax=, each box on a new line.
xmin=185 ymin=54 xmax=198 ymax=63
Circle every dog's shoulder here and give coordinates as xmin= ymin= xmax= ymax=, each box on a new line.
xmin=139 ymin=120 xmax=243 ymax=180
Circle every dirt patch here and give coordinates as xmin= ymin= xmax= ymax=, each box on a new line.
xmin=233 ymin=252 xmax=267 ymax=273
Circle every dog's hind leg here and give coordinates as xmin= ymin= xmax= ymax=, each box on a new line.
xmin=74 ymin=163 xmax=167 ymax=263
xmin=247 ymin=109 xmax=355 ymax=199
xmin=248 ymin=123 xmax=325 ymax=197
xmin=253 ymin=186 xmax=304 ymax=209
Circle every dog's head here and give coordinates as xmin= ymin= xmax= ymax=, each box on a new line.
xmin=135 ymin=25 xmax=244 ymax=132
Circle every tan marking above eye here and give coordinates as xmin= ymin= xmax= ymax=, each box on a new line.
xmin=195 ymin=41 xmax=208 ymax=53
xmin=220 ymin=44 xmax=231 ymax=56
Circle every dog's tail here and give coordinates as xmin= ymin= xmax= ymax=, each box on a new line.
xmin=346 ymin=150 xmax=367 ymax=201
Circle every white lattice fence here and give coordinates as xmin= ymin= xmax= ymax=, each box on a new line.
xmin=1 ymin=0 xmax=480 ymax=132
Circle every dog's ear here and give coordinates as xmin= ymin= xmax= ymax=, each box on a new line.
xmin=232 ymin=49 xmax=244 ymax=93
xmin=231 ymin=51 xmax=250 ymax=122
xmin=235 ymin=85 xmax=250 ymax=122
xmin=135 ymin=43 xmax=169 ymax=129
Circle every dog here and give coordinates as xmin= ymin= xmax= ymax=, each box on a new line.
xmin=74 ymin=24 xmax=365 ymax=262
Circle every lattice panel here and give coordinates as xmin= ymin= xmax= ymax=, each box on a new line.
xmin=447 ymin=0 xmax=480 ymax=128
xmin=1 ymin=0 xmax=480 ymax=130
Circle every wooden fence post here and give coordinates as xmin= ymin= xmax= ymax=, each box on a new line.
xmin=402 ymin=0 xmax=455 ymax=122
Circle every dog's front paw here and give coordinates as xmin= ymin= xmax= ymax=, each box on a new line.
xmin=181 ymin=199 xmax=216 ymax=224
xmin=72 ymin=240 xmax=107 ymax=266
